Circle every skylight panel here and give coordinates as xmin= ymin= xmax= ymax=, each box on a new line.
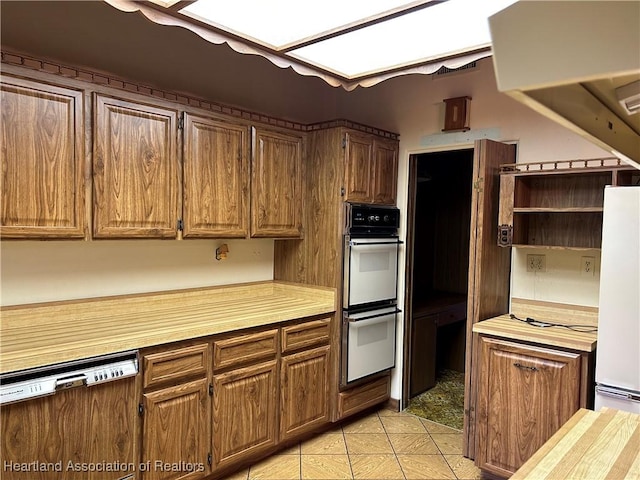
xmin=287 ymin=0 xmax=518 ymax=77
xmin=180 ymin=0 xmax=421 ymax=49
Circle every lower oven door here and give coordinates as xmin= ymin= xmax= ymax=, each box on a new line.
xmin=342 ymin=306 xmax=398 ymax=385
xmin=343 ymin=237 xmax=400 ymax=309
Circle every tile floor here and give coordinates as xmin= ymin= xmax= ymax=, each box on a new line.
xmin=224 ymin=408 xmax=482 ymax=480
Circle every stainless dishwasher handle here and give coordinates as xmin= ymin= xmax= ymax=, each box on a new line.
xmin=55 ymin=374 xmax=88 ymax=391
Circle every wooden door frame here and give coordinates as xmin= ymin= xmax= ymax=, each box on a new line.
xmin=401 ymin=144 xmax=475 ymax=409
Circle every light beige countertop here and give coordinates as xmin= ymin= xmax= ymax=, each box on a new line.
xmin=0 ymin=281 xmax=336 ymax=373
xmin=472 ymin=298 xmax=598 ymax=352
xmin=511 ymin=407 xmax=640 ymax=480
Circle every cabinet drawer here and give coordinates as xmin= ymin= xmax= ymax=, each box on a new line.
xmin=436 ymin=302 xmax=467 ymax=327
xmin=338 ymin=375 xmax=390 ymax=419
xmin=281 ymin=318 xmax=331 ymax=354
xmin=213 ymin=329 xmax=278 ymax=371
xmin=143 ymin=343 xmax=210 ymax=390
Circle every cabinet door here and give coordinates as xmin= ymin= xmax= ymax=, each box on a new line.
xmin=476 ymin=337 xmax=581 ymax=478
xmin=183 ymin=114 xmax=249 ymax=238
xmin=93 ymin=94 xmax=179 ymax=238
xmin=142 ymin=378 xmax=210 ymax=480
xmin=343 ymin=132 xmax=373 ymax=203
xmin=1 ymin=76 xmax=85 ymax=238
xmin=212 ymin=360 xmax=277 ymax=469
xmin=371 ymin=138 xmax=398 ymax=205
xmin=1 ymin=379 xmax=137 ymax=480
xmin=463 ymin=139 xmax=516 ymax=457
xmin=250 ymin=127 xmax=303 ymax=238
xmin=280 ymin=345 xmax=330 ymax=441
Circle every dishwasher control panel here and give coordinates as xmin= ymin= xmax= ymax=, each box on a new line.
xmin=0 ymin=351 xmax=138 ymax=405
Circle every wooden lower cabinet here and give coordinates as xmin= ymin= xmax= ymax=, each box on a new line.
xmin=280 ymin=345 xmax=330 ymax=441
xmin=212 ymin=360 xmax=278 ymax=470
xmin=475 ymin=336 xmax=584 ymax=478
xmin=338 ymin=375 xmax=391 ymax=419
xmin=141 ymin=377 xmax=211 ymax=480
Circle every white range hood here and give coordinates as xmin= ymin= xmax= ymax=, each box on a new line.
xmin=489 ymin=1 xmax=640 ymax=168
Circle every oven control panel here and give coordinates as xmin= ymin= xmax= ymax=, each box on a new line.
xmin=347 ymin=204 xmax=400 ymax=233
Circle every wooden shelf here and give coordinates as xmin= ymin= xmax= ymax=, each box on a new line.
xmin=498 ymin=159 xmax=637 ymax=249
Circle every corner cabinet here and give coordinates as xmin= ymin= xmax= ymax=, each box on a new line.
xmin=475 ymin=336 xmax=590 ymax=478
xmin=93 ymin=94 xmax=180 ymax=238
xmin=344 ymin=131 xmax=398 ymax=205
xmin=182 ymin=113 xmax=249 ymax=238
xmin=498 ymin=158 xmax=639 ymax=249
xmin=1 ymin=75 xmax=86 ymax=238
xmin=251 ymin=126 xmax=304 ymax=238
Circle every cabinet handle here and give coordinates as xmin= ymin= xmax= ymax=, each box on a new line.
xmin=513 ymin=362 xmax=538 ymax=372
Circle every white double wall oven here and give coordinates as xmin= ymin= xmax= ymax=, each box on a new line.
xmin=341 ymin=203 xmax=401 ymax=387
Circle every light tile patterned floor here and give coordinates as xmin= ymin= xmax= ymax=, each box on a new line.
xmin=225 ymin=408 xmax=482 ymax=480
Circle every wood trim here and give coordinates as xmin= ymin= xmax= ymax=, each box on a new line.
xmin=1 ymin=51 xmax=400 ymax=140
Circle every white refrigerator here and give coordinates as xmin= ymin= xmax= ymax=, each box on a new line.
xmin=594 ymin=185 xmax=640 ymax=414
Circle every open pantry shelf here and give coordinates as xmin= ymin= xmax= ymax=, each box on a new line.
xmin=498 ymin=158 xmax=639 ymax=250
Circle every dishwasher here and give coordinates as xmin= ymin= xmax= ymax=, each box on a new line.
xmin=0 ymin=350 xmax=139 ymax=480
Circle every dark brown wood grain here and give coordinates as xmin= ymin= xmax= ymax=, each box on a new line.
xmin=1 ymin=379 xmax=137 ymax=480
xmin=250 ymin=127 xmax=303 ymax=238
xmin=142 ymin=377 xmax=211 ymax=480
xmin=183 ymin=113 xmax=249 ymax=238
xmin=1 ymin=75 xmax=86 ymax=238
xmin=93 ymin=93 xmax=179 ymax=238
xmin=372 ymin=137 xmax=399 ymax=205
xmin=464 ymin=139 xmax=515 ymax=458
xmin=212 ymin=360 xmax=277 ymax=469
xmin=343 ymin=131 xmax=374 ymax=203
xmin=475 ymin=336 xmax=582 ymax=478
xmin=280 ymin=345 xmax=331 ymax=441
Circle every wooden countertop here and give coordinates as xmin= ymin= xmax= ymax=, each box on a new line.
xmin=511 ymin=407 xmax=640 ymax=480
xmin=0 ymin=281 xmax=336 ymax=374
xmin=472 ymin=298 xmax=598 ymax=352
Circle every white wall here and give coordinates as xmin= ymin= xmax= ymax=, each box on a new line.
xmin=0 ymin=239 xmax=274 ymax=306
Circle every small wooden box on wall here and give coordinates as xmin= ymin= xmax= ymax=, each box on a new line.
xmin=442 ymin=96 xmax=471 ymax=132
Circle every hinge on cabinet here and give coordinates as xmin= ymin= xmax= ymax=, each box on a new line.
xmin=177 ymin=219 xmax=184 ymax=231
xmin=497 ymin=224 xmax=513 ymax=247
xmin=178 ymin=113 xmax=184 ymax=130
xmin=340 ymin=186 xmax=345 ymax=197
xmin=138 ymin=403 xmax=144 ymax=416
xmin=209 ymin=384 xmax=213 ymax=396
xmin=342 ymin=136 xmax=346 ymax=149
xmin=473 ymin=177 xmax=484 ymax=193
xmin=207 ymin=453 xmax=212 ymax=466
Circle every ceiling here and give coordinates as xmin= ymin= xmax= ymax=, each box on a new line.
xmin=108 ymin=0 xmax=517 ymax=89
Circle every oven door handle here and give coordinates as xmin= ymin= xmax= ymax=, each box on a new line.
xmin=346 ymin=308 xmax=401 ymax=323
xmin=348 ymin=240 xmax=403 ymax=246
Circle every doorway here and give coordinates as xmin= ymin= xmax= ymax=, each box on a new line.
xmin=403 ymin=148 xmax=474 ymax=430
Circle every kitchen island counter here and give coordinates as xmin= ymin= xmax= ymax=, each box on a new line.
xmin=0 ymin=281 xmax=336 ymax=373
xmin=511 ymin=407 xmax=640 ymax=479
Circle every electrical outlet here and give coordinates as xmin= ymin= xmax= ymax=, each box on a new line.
xmin=581 ymin=256 xmax=596 ymax=276
xmin=526 ymin=254 xmax=546 ymax=272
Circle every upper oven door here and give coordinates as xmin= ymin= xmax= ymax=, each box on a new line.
xmin=344 ymin=236 xmax=400 ymax=310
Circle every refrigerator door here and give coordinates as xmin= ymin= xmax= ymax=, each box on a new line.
xmin=595 ymin=186 xmax=640 ymax=392
xmin=595 ymin=385 xmax=640 ymax=414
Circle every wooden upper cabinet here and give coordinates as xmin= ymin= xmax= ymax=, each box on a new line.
xmin=183 ymin=114 xmax=249 ymax=238
xmin=93 ymin=94 xmax=179 ymax=238
xmin=343 ymin=131 xmax=398 ymax=205
xmin=372 ymin=138 xmax=398 ymax=205
xmin=250 ymin=127 xmax=303 ymax=238
xmin=1 ymin=76 xmax=85 ymax=238
xmin=343 ymin=132 xmax=373 ymax=203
